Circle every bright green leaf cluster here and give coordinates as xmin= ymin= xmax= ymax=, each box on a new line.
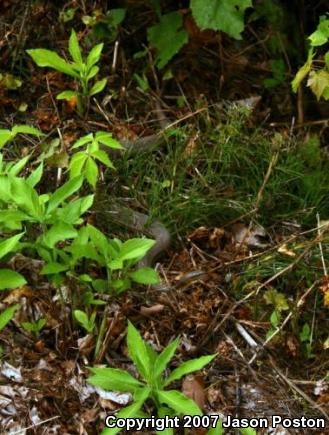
xmin=27 ymin=30 xmax=107 ymax=115
xmin=292 ymin=17 xmax=329 ymax=100
xmin=88 ymin=321 xmax=217 ymax=435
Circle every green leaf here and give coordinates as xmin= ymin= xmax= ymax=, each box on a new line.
xmin=0 ymin=269 xmax=26 ymax=290
xmin=309 ymin=18 xmax=329 ymax=47
xmin=85 ymin=157 xmax=99 ymax=187
xmin=41 ymin=262 xmax=69 ymax=274
xmin=72 ymin=134 xmax=93 ymax=149
xmin=86 ymin=43 xmax=104 ymax=69
xmin=157 ymin=390 xmax=202 ymax=416
xmin=92 ymin=150 xmax=115 ymax=168
xmin=12 ymin=125 xmax=44 ymax=137
xmin=239 ymin=428 xmax=257 ymax=435
xmin=129 ymin=267 xmax=159 ymax=285
xmin=47 ymin=176 xmax=83 ymax=213
xmin=42 ymin=222 xmax=77 ymax=248
xmin=57 ymin=90 xmax=78 ymax=100
xmin=74 ymin=310 xmax=95 ymax=332
xmin=87 ymin=65 xmax=99 ymax=80
xmin=164 ymin=354 xmax=217 ymax=386
xmin=307 ymin=69 xmax=329 ymax=100
xmin=119 ymin=238 xmax=156 ymax=262
xmin=0 ymin=233 xmax=23 ymax=260
xmin=68 ymin=30 xmax=83 ymax=64
xmin=0 ymin=130 xmax=13 ymax=148
xmin=207 ymin=417 xmax=224 ymax=435
xmin=127 ymin=321 xmax=151 ymax=381
xmin=10 ymin=177 xmax=43 ymax=219
xmin=191 ymin=0 xmax=252 ymax=39
xmin=69 ymin=152 xmax=87 ymax=179
xmin=101 ymin=387 xmax=151 ymax=435
xmin=263 ymin=288 xmax=289 ymax=311
xmin=26 ymin=162 xmax=43 ymax=187
xmin=88 ymin=367 xmax=144 ymax=392
xmin=292 ymin=49 xmax=313 ymax=93
xmin=26 ymin=49 xmax=79 ymax=78
xmin=7 ymin=155 xmax=30 ymax=176
xmin=95 ymin=132 xmax=124 ymax=149
xmin=0 ymin=304 xmax=20 ymax=331
xmin=154 ymin=338 xmax=180 ymax=382
xmin=89 ymin=78 xmax=107 ymax=96
xmin=147 ymin=12 xmax=188 ymax=69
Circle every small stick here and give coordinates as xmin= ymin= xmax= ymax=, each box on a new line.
xmin=112 ymin=40 xmax=119 ymax=72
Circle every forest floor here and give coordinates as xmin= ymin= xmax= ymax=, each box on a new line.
xmin=0 ymin=1 xmax=329 ymax=434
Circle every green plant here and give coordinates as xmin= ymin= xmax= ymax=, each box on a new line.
xmin=74 ymin=309 xmax=96 ymax=333
xmin=43 ymin=224 xmax=159 ymax=295
xmin=0 ymin=125 xmax=43 ymax=149
xmin=82 ymin=8 xmax=126 ymax=41
xmin=27 ymin=30 xmax=107 ymax=115
xmin=22 ymin=318 xmax=47 ymax=336
xmin=292 ymin=16 xmax=329 ymax=100
xmin=0 ymin=233 xmax=26 ymax=290
xmin=147 ymin=0 xmax=252 ymax=69
xmin=69 ymin=132 xmax=123 ymax=188
xmin=0 ymin=304 xmax=20 ymax=331
xmin=88 ymin=321 xmax=216 ymax=435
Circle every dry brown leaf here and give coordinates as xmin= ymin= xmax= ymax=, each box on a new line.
xmin=182 ymin=375 xmax=205 ymax=410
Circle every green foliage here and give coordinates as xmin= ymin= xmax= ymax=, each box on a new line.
xmin=74 ymin=309 xmax=96 ymax=333
xmin=27 ymin=30 xmax=106 ymax=115
xmin=82 ymin=8 xmax=126 ymax=41
xmin=22 ymin=318 xmax=46 ymax=335
xmin=147 ymin=12 xmax=188 ymax=69
xmin=264 ymin=59 xmax=286 ymax=88
xmin=0 ymin=304 xmax=20 ymax=331
xmin=0 ymin=125 xmax=43 ymax=149
xmin=88 ymin=321 xmax=216 ymax=434
xmin=69 ymin=132 xmax=123 ymax=188
xmin=292 ymin=17 xmax=329 ymax=100
xmin=0 ymin=233 xmax=26 ymax=290
xmin=191 ymin=0 xmax=252 ymax=39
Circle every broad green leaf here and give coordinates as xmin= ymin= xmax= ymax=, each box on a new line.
xmin=10 ymin=177 xmax=43 ymax=219
xmin=12 ymin=125 xmax=44 ymax=137
xmin=207 ymin=417 xmax=224 ymax=435
xmin=9 ymin=155 xmax=30 ymax=176
xmin=292 ymin=49 xmax=313 ymax=92
xmin=156 ymin=406 xmax=176 ymax=435
xmin=88 ymin=367 xmax=143 ymax=392
xmin=101 ymin=387 xmax=150 ymax=435
xmin=87 ymin=65 xmax=99 ymax=80
xmin=119 ymin=238 xmax=155 ymax=262
xmin=74 ymin=310 xmax=94 ymax=332
xmin=129 ymin=267 xmax=159 ymax=285
xmin=68 ymin=30 xmax=83 ymax=64
xmin=57 ymin=195 xmax=94 ymax=224
xmin=309 ymin=18 xmax=329 ymax=47
xmin=0 ymin=233 xmax=23 ymax=260
xmin=57 ymin=90 xmax=78 ymax=100
xmin=164 ymin=354 xmax=217 ymax=386
xmin=41 ymin=262 xmax=69 ymax=274
xmin=69 ymin=152 xmax=87 ymax=179
xmin=307 ymin=69 xmax=329 ymax=100
xmin=95 ymin=132 xmax=124 ymax=149
xmin=26 ymin=162 xmax=43 ymax=187
xmin=107 ymin=259 xmax=123 ymax=270
xmin=154 ymin=338 xmax=179 ymax=382
xmin=157 ymin=390 xmax=202 ymax=416
xmin=92 ymin=149 xmax=114 ymax=168
xmin=47 ymin=176 xmax=83 ymax=214
xmin=86 ymin=43 xmax=104 ymax=69
xmin=0 ymin=304 xmax=20 ymax=331
xmin=0 ymin=130 xmax=13 ymax=148
xmin=85 ymin=157 xmax=98 ymax=187
xmin=26 ymin=49 xmax=79 ymax=78
xmin=239 ymin=428 xmax=257 ymax=435
xmin=127 ymin=321 xmax=151 ymax=381
xmin=147 ymin=12 xmax=188 ymax=69
xmin=89 ymin=78 xmax=107 ymax=96
xmin=0 ymin=269 xmax=26 ymax=290
xmin=42 ymin=222 xmax=77 ymax=248
xmin=71 ymin=134 xmax=93 ymax=149
xmin=191 ymin=0 xmax=252 ymax=39
xmin=86 ymin=224 xmax=109 ymax=256
xmin=0 ymin=210 xmax=29 ymax=228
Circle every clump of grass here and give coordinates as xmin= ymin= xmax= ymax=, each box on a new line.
xmin=111 ymin=103 xmax=329 ymax=238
